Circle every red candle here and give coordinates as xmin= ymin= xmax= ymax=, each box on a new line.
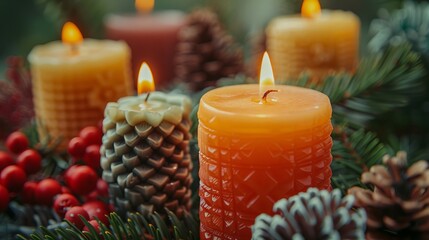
xmin=105 ymin=0 xmax=185 ymax=89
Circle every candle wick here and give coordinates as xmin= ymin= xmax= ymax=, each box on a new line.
xmin=144 ymin=92 xmax=151 ymax=102
xmin=262 ymin=89 xmax=279 ymax=102
xmin=70 ymin=44 xmax=79 ymax=55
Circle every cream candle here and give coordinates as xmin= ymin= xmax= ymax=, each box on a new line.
xmin=198 ymin=53 xmax=333 ymax=239
xmin=28 ymin=22 xmax=133 ymax=149
xmin=101 ymin=63 xmax=193 ymax=218
xmin=105 ymin=0 xmax=185 ymax=88
xmin=266 ymin=0 xmax=360 ymax=82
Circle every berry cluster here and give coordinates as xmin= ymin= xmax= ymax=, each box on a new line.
xmin=0 ymin=131 xmax=42 ymax=210
xmin=61 ymin=125 xmax=109 ymax=231
xmin=1 ymin=125 xmax=109 ymax=233
xmin=68 ymin=126 xmax=102 ymax=170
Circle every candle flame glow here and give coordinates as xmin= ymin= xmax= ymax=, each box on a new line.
xmin=259 ymin=52 xmax=275 ymax=98
xmin=301 ymin=0 xmax=321 ymax=18
xmin=138 ymin=62 xmax=155 ymax=95
xmin=136 ymin=0 xmax=155 ymax=13
xmin=61 ymin=22 xmax=83 ymax=45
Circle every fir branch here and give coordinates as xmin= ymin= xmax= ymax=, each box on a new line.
xmin=287 ymin=43 xmax=426 ymax=127
xmin=17 ymin=211 xmax=199 ymax=240
xmin=369 ymin=1 xmax=429 ymax=61
xmin=331 ymin=127 xmax=391 ymax=192
xmin=35 ymin=0 xmax=106 ymax=37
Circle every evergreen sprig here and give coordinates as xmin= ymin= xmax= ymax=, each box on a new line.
xmin=369 ymin=1 xmax=429 ymax=61
xmin=17 ymin=211 xmax=199 ymax=240
xmin=286 ymin=43 xmax=425 ymax=128
xmin=330 ymin=127 xmax=391 ymax=192
xmin=35 ymin=0 xmax=105 ymax=37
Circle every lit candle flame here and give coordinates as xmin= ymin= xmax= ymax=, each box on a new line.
xmin=61 ymin=22 xmax=83 ymax=45
xmin=136 ymin=0 xmax=155 ymax=13
xmin=301 ymin=0 xmax=321 ymax=18
xmin=138 ymin=62 xmax=155 ymax=95
xmin=259 ymin=52 xmax=275 ymax=99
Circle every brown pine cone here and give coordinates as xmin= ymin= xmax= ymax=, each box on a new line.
xmin=348 ymin=151 xmax=429 ymax=239
xmin=174 ymin=9 xmax=244 ymax=92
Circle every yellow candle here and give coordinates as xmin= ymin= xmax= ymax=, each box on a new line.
xmin=28 ymin=22 xmax=133 ymax=149
xmin=266 ymin=0 xmax=360 ymax=82
xmin=198 ymin=53 xmax=333 ymax=239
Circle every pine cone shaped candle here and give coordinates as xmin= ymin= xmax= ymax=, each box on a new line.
xmin=252 ymin=188 xmax=366 ymax=240
xmin=101 ymin=92 xmax=193 ymax=218
xmin=348 ymin=151 xmax=429 ymax=239
xmin=174 ymin=9 xmax=244 ymax=92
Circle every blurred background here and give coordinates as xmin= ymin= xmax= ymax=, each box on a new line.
xmin=0 ymin=0 xmax=411 ymax=74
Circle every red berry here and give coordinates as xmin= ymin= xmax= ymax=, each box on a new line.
xmin=0 ymin=185 xmax=9 ymax=211
xmin=0 ymin=151 xmax=14 ymax=172
xmin=35 ymin=178 xmax=62 ymax=206
xmin=61 ymin=186 xmax=72 ymax=194
xmin=84 ymin=190 xmax=98 ymax=202
xmin=67 ymin=166 xmax=98 ymax=195
xmin=65 ymin=206 xmax=89 ymax=230
xmin=20 ymin=181 xmax=38 ymax=204
xmin=83 ymin=145 xmax=101 ymax=170
xmin=96 ymin=179 xmax=109 ymax=198
xmin=79 ymin=126 xmax=102 ymax=146
xmin=68 ymin=137 xmax=87 ymax=159
xmin=63 ymin=165 xmax=79 ymax=185
xmin=83 ymin=219 xmax=101 ymax=233
xmin=16 ymin=149 xmax=42 ymax=175
xmin=5 ymin=132 xmax=29 ymax=154
xmin=82 ymin=201 xmax=109 ymax=225
xmin=53 ymin=193 xmax=80 ymax=218
xmin=1 ymin=165 xmax=26 ymax=192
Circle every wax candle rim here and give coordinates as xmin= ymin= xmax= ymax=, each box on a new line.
xmin=28 ymin=39 xmax=131 ymax=65
xmin=104 ymin=10 xmax=186 ymax=29
xmin=198 ymin=84 xmax=332 ymax=135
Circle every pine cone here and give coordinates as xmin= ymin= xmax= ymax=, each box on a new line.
xmin=252 ymin=188 xmax=366 ymax=240
xmin=174 ymin=9 xmax=244 ymax=92
xmin=101 ymin=93 xmax=193 ymax=219
xmin=348 ymin=151 xmax=429 ymax=239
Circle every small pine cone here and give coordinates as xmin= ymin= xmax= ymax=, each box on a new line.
xmin=252 ymin=188 xmax=366 ymax=240
xmin=174 ymin=9 xmax=244 ymax=92
xmin=348 ymin=151 xmax=429 ymax=239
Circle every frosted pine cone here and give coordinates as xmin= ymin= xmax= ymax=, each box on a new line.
xmin=252 ymin=188 xmax=366 ymax=240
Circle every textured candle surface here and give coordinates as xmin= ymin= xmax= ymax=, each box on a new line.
xmin=101 ymin=92 xmax=193 ymax=218
xmin=28 ymin=39 xmax=133 ymax=149
xmin=266 ymin=10 xmax=360 ymax=82
xmin=198 ymin=84 xmax=333 ymax=239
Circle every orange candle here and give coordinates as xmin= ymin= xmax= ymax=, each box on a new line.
xmin=197 ymin=52 xmax=333 ymax=239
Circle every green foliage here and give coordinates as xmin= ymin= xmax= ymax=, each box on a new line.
xmin=35 ymin=0 xmax=106 ymax=37
xmin=330 ymin=127 xmax=391 ymax=191
xmin=17 ymin=211 xmax=199 ymax=240
xmin=287 ymin=43 xmax=426 ymax=128
xmin=369 ymin=1 xmax=429 ymax=61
